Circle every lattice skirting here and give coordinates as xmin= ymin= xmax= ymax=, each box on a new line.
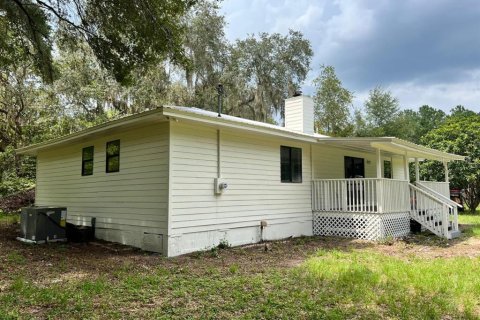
xmin=313 ymin=211 xmax=411 ymax=241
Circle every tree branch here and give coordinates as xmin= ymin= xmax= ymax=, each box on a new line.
xmin=35 ymin=0 xmax=94 ymax=37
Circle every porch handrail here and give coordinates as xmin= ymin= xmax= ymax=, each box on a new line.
xmin=416 ymin=182 xmax=462 ymax=208
xmin=417 ymin=180 xmax=450 ymax=198
xmin=409 ymin=183 xmax=458 ymax=238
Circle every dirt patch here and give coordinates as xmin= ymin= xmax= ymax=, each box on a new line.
xmin=373 ymin=235 xmax=480 ymax=259
xmin=0 ymin=221 xmax=479 ymax=285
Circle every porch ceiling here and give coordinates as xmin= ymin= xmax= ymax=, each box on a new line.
xmin=317 ymin=137 xmax=464 ymax=162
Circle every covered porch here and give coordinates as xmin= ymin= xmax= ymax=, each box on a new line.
xmin=310 ymin=137 xmax=464 ymax=240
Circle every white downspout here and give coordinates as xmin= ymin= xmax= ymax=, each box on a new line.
xmin=217 ymin=129 xmax=221 ymax=178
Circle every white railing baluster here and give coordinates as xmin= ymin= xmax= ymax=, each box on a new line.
xmin=310 ymin=177 xmax=460 ymax=238
xmin=408 ymin=183 xmax=456 ymax=239
xmin=312 ymin=178 xmax=410 ymax=215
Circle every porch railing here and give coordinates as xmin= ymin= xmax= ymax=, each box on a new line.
xmin=417 ymin=181 xmax=450 ymax=199
xmin=312 ymin=178 xmax=410 ymax=213
xmin=311 ymin=178 xmax=459 ymax=239
xmin=409 ymin=183 xmax=459 ymax=239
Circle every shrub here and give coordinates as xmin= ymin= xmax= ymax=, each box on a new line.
xmin=218 ymin=239 xmax=231 ymax=249
xmin=0 ymin=188 xmax=35 ymax=213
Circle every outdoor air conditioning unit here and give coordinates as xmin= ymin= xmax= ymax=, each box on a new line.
xmin=18 ymin=207 xmax=67 ymax=244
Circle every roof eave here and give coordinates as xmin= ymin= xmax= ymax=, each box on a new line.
xmin=16 ymin=108 xmax=166 ymax=155
xmin=162 ymin=107 xmax=319 ymax=143
xmin=316 ymin=137 xmax=464 ymax=162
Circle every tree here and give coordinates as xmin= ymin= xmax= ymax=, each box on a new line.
xmin=313 ymin=65 xmax=354 ymax=136
xmin=0 ymin=62 xmax=60 ymax=196
xmin=364 ymin=86 xmax=399 ymax=130
xmin=53 ymin=41 xmax=123 ymax=121
xmin=449 ymin=105 xmax=477 ymax=118
xmin=422 ymin=114 xmax=480 ymax=212
xmin=417 ymin=105 xmax=446 ymax=136
xmin=181 ymin=0 xmax=229 ymax=109
xmin=224 ymin=30 xmax=313 ymax=122
xmin=0 ymin=0 xmax=195 ymax=84
xmin=387 ymin=109 xmax=420 ymax=141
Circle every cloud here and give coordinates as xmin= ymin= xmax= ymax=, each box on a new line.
xmin=220 ymin=0 xmax=480 ymax=111
xmin=323 ymin=1 xmax=480 ymax=89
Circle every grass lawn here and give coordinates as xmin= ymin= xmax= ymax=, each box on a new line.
xmin=1 ymin=212 xmax=480 ymax=319
xmin=458 ymin=212 xmax=480 ymax=236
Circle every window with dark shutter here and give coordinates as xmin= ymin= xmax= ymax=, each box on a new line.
xmin=280 ymin=146 xmax=302 ymax=183
xmin=81 ymin=146 xmax=94 ymax=176
xmin=106 ymin=140 xmax=120 ymax=173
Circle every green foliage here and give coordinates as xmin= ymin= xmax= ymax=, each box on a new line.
xmin=365 ymin=86 xmax=399 ymax=128
xmin=422 ymin=113 xmax=480 ymax=212
xmin=313 ymin=65 xmax=354 ymax=136
xmin=217 ymin=239 xmax=230 ymax=249
xmin=227 ymin=30 xmax=313 ymax=121
xmin=0 ymin=0 xmax=54 ymax=82
xmin=386 ymin=109 xmax=421 ymax=141
xmin=355 ymin=86 xmax=401 ymax=137
xmin=228 ymin=263 xmax=239 ymax=274
xmin=1 ymin=0 xmax=194 ymax=84
xmin=417 ymin=105 xmax=446 ymax=139
xmin=0 ymin=147 xmax=35 ymax=197
xmin=0 ymin=212 xmax=20 ymax=223
xmin=181 ymin=1 xmax=229 ymax=109
xmin=354 ymin=92 xmax=448 ymax=146
xmin=450 ymin=105 xmax=477 ymax=118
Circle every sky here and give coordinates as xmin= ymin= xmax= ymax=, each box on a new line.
xmin=220 ymin=0 xmax=480 ymax=112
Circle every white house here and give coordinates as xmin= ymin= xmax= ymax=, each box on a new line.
xmin=16 ymin=96 xmax=464 ymax=257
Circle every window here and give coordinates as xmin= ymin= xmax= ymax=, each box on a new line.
xmin=344 ymin=156 xmax=365 ymax=178
xmin=281 ymin=146 xmax=302 ymax=183
xmin=106 ymin=140 xmax=120 ymax=173
xmin=81 ymin=146 xmax=94 ymax=176
xmin=384 ymin=160 xmax=392 ymax=179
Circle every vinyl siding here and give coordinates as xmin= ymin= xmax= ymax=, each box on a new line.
xmin=35 ymin=122 xmax=169 ymax=252
xmin=312 ymin=145 xmax=407 ymax=180
xmin=392 ymin=156 xmax=406 ymax=180
xmin=312 ymin=144 xmax=377 ymax=179
xmin=168 ymin=121 xmax=313 ymax=256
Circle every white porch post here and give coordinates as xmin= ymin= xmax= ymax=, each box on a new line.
xmin=444 ymin=161 xmax=449 ymax=183
xmin=403 ymin=153 xmax=410 ymax=181
xmin=415 ymin=157 xmax=420 ymax=182
xmin=376 ymin=148 xmax=382 ymax=178
xmin=375 ymin=148 xmax=383 ymax=213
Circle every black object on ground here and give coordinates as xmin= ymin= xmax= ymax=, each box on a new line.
xmin=410 ymin=219 xmax=422 ymax=233
xmin=66 ymin=217 xmax=96 ymax=242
